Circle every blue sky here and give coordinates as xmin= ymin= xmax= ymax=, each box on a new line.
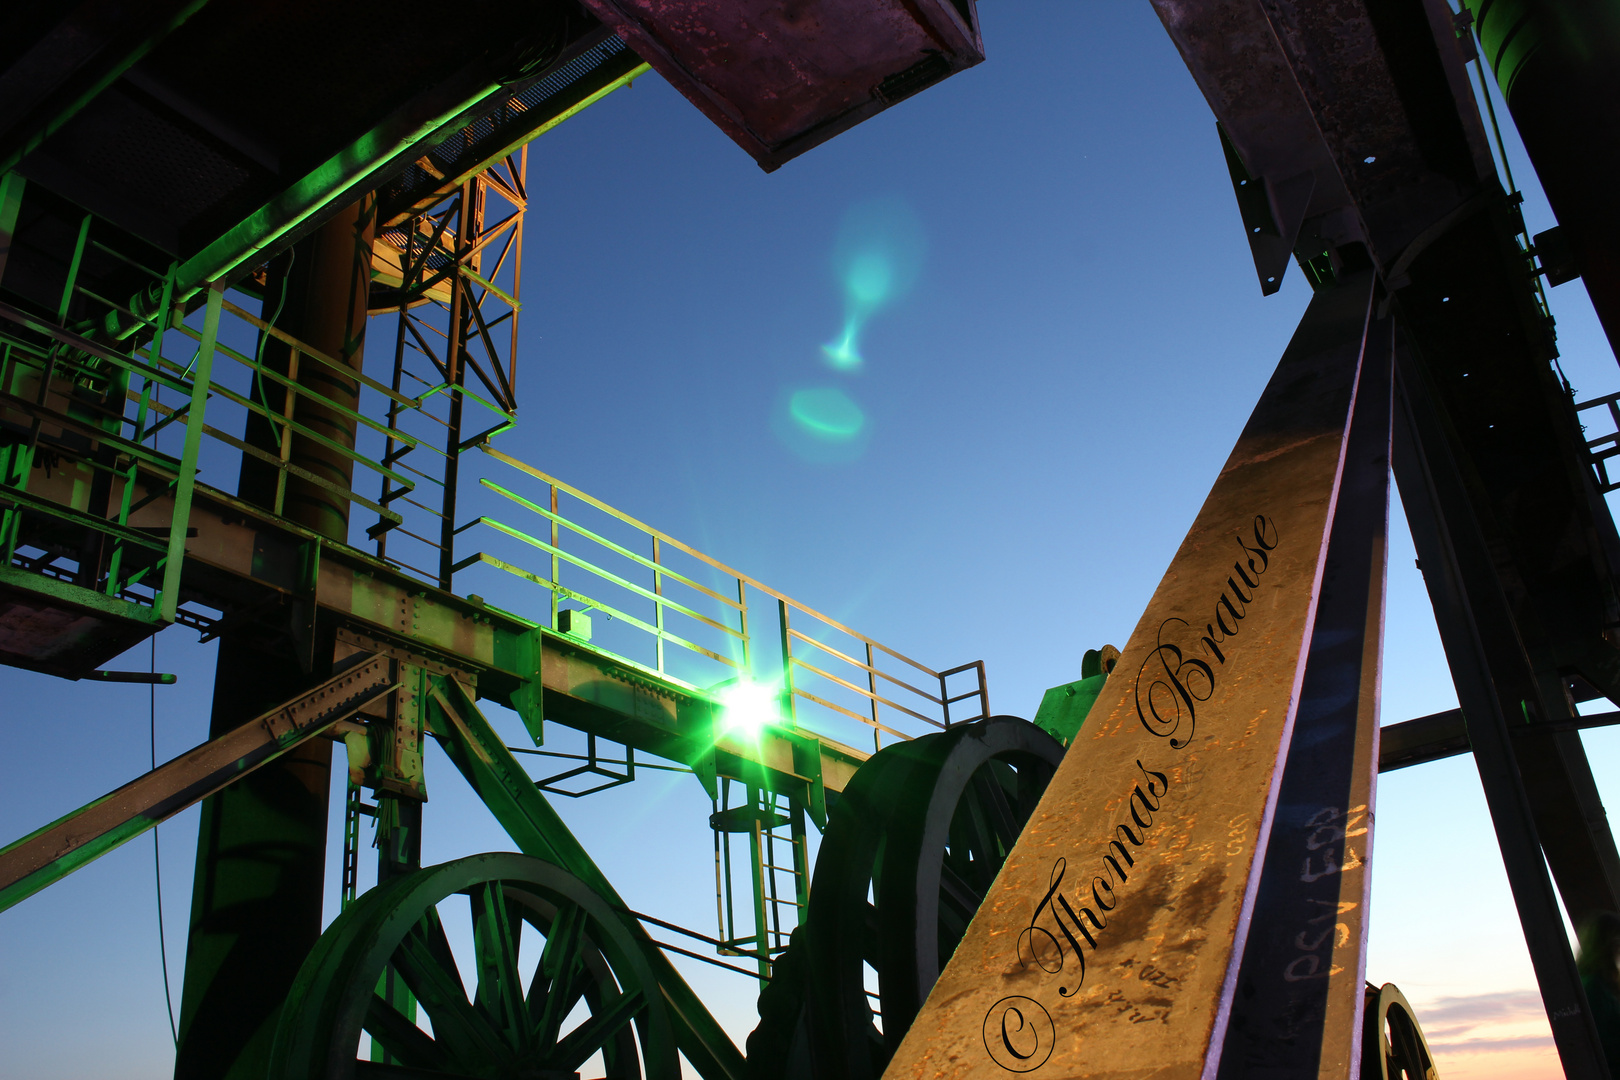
xmin=2 ymin=3 xmax=1617 ymax=1077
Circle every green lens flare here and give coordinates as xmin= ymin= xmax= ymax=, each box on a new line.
xmin=822 ymin=323 xmax=863 ymax=371
xmin=717 ymin=679 xmax=779 ymax=741
xmin=789 ymin=387 xmax=866 ymax=440
xmin=772 ymin=386 xmax=871 ymax=463
xmin=831 ymin=198 xmax=926 ymax=300
xmin=820 ymin=198 xmax=926 ymax=372
xmin=846 ymin=251 xmax=893 ymax=306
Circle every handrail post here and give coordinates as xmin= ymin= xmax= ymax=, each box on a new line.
xmin=653 ymin=535 xmax=665 ymax=674
xmin=777 ymin=599 xmax=795 ymax=727
xmin=107 ymin=265 xmax=175 ymax=597
xmin=549 ymin=481 xmax=559 ymax=630
xmin=737 ymin=579 xmax=750 ymax=677
xmin=867 ymin=642 xmax=881 ymax=751
xmin=273 ymin=343 xmax=300 ymax=517
xmin=56 ymin=214 xmax=91 ymax=324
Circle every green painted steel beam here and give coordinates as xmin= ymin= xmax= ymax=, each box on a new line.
xmin=0 ymin=654 xmax=392 ymax=913
xmin=148 ymin=75 xmax=525 ymax=321
xmin=160 ymin=283 xmax=219 ymax=621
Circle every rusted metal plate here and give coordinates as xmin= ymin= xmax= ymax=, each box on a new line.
xmin=1214 ymin=317 xmax=1392 ymax=1080
xmin=1152 ymin=0 xmax=1356 ymax=233
xmin=1152 ymin=0 xmax=1494 ymax=273
xmin=578 ymin=0 xmax=983 ymax=171
xmin=883 ymin=274 xmax=1376 ymax=1080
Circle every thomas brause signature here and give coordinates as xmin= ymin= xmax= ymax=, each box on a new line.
xmin=1135 ymin=514 xmax=1279 ymax=748
xmin=1014 ymin=757 xmax=1174 ymax=998
xmin=982 ymin=515 xmax=1279 ymax=1072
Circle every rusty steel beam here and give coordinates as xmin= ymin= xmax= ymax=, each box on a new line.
xmin=0 ymin=652 xmax=391 ymax=913
xmin=1378 ymin=709 xmax=1471 ymax=771
xmin=580 ymin=0 xmax=983 ymax=172
xmin=885 ymin=272 xmax=1376 ymax=1079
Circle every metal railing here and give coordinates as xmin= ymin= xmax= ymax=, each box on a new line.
xmin=0 ymin=208 xmax=986 ymax=749
xmin=167 ymin=293 xmax=422 ymax=531
xmin=0 ymin=253 xmax=217 ymax=623
xmin=451 ymin=443 xmax=988 ymax=748
xmin=0 ymin=218 xmax=471 ymax=627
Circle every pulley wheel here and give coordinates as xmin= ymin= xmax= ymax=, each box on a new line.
xmin=269 ymin=851 xmax=678 ymax=1080
xmin=1361 ymin=982 xmax=1441 ymax=1080
xmin=748 ymin=716 xmax=1063 ymax=1080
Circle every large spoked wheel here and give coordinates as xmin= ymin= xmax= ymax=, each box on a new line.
xmin=270 ymin=852 xmax=678 ymax=1080
xmin=748 ymin=716 xmax=1064 ymax=1080
xmin=1362 ymin=983 xmax=1441 ymax=1080
xmin=876 ymin=717 xmax=1066 ymax=1039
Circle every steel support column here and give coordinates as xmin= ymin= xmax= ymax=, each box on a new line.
xmin=176 ymin=200 xmax=376 ymax=1080
xmin=0 ymin=172 xmax=22 ymax=290
xmin=1391 ymin=338 xmax=1608 ymax=1080
xmin=437 ymin=177 xmax=475 ymax=588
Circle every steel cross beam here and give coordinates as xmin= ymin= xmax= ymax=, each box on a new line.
xmin=0 ymin=652 xmax=392 ymax=913
xmin=0 ymin=0 xmax=216 ymax=178
xmin=1379 ymin=708 xmax=1620 ymax=772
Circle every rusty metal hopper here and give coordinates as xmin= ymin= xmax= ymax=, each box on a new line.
xmin=579 ymin=0 xmax=983 ymax=170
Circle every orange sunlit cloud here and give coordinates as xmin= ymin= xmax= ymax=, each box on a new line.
xmin=1410 ymin=989 xmax=1559 ymax=1080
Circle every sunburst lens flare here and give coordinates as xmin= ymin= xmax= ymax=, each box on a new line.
xmin=718 ymin=679 xmax=781 ymax=740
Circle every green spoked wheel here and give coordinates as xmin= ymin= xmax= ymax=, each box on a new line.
xmin=270 ymin=852 xmax=677 ymax=1080
xmin=747 ymin=716 xmax=1064 ymax=1080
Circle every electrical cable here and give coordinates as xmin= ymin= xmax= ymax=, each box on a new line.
xmin=152 ymin=634 xmax=178 ymax=1048
xmin=255 ymin=246 xmax=297 ymax=442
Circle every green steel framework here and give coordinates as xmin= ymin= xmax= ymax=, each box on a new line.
xmin=0 ymin=127 xmax=993 ymax=1075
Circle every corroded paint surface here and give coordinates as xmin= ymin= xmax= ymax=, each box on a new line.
xmin=884 ymin=277 xmax=1374 ymax=1080
xmin=581 ymin=0 xmax=981 ymax=167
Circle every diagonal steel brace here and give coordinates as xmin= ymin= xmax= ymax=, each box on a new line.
xmin=0 ymin=652 xmax=395 ymax=913
xmin=428 ymin=677 xmax=748 ymax=1080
